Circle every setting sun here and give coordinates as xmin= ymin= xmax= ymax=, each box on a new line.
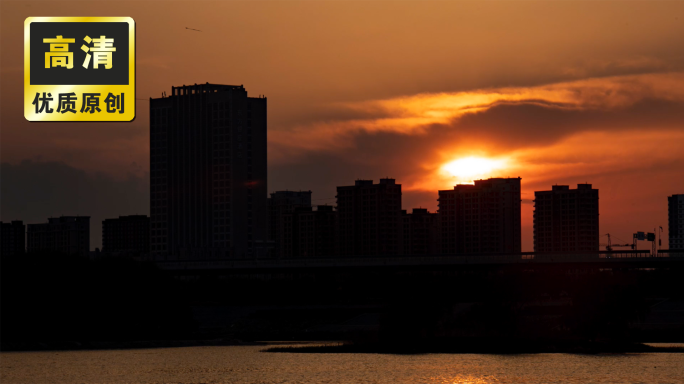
xmin=442 ymin=156 xmax=508 ymax=183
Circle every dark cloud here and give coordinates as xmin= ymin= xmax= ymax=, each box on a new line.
xmin=274 ymin=96 xmax=684 ymax=167
xmin=446 ymin=97 xmax=684 ymax=150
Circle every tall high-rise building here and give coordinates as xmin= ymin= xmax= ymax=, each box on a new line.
xmin=268 ymin=190 xmax=312 ymax=258
xmin=102 ymin=215 xmax=150 ymax=255
xmin=150 ymin=84 xmax=267 ymax=260
xmin=669 ymin=194 xmax=684 ymax=250
xmin=0 ymin=221 xmax=25 ymax=257
xmin=27 ymin=216 xmax=90 ymax=256
xmin=438 ymin=178 xmax=521 ymax=255
xmin=401 ymin=208 xmax=438 ymax=256
xmin=533 ymin=184 xmax=599 ymax=253
xmin=336 ymin=179 xmax=402 ymax=257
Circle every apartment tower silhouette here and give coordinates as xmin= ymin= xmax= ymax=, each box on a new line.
xmin=534 ymin=184 xmax=599 ymax=253
xmin=438 ymin=178 xmax=522 ymax=254
xmin=336 ymin=179 xmax=402 ymax=257
xmin=150 ymin=84 xmax=267 ymax=260
xmin=669 ymin=194 xmax=684 ymax=250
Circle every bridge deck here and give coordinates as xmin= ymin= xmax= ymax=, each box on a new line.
xmin=155 ymin=251 xmax=684 ymax=271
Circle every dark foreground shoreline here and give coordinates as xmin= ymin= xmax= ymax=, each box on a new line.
xmin=0 ymin=339 xmax=267 ymax=352
xmin=4 ymin=339 xmax=683 ymax=355
xmin=263 ymin=341 xmax=684 ymax=355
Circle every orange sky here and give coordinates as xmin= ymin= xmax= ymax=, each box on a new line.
xmin=1 ymin=1 xmax=683 ymax=250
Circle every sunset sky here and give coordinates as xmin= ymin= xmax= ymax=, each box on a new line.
xmin=2 ymin=1 xmax=683 ymax=250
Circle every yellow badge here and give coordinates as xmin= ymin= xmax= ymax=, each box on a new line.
xmin=24 ymin=17 xmax=135 ymax=122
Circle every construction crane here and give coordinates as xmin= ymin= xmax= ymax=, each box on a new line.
xmin=601 ymin=233 xmax=635 ymax=252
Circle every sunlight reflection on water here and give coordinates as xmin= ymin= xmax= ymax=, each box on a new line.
xmin=2 ymin=345 xmax=683 ymax=384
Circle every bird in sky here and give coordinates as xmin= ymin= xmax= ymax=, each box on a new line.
xmin=185 ymin=27 xmax=201 ymax=32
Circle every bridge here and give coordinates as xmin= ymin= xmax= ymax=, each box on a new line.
xmin=155 ymin=250 xmax=684 ymax=274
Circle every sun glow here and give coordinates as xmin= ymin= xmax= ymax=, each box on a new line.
xmin=442 ymin=156 xmax=508 ymax=183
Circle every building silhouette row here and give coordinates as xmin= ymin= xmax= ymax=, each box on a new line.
xmin=3 ymin=179 xmax=682 ymax=260
xmin=266 ymin=179 xmax=599 ymax=258
xmin=26 ymin=216 xmax=90 ymax=257
xmin=0 ymin=179 xmax=620 ymax=259
xmin=1 ymin=83 xmax=682 ymax=259
xmin=102 ymin=215 xmax=150 ymax=254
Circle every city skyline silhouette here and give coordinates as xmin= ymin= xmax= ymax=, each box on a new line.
xmin=2 ymin=2 xmax=684 ymax=380
xmin=2 ymin=1 xmax=684 ymax=253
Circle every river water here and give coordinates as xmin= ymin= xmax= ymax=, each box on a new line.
xmin=2 ymin=345 xmax=683 ymax=383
